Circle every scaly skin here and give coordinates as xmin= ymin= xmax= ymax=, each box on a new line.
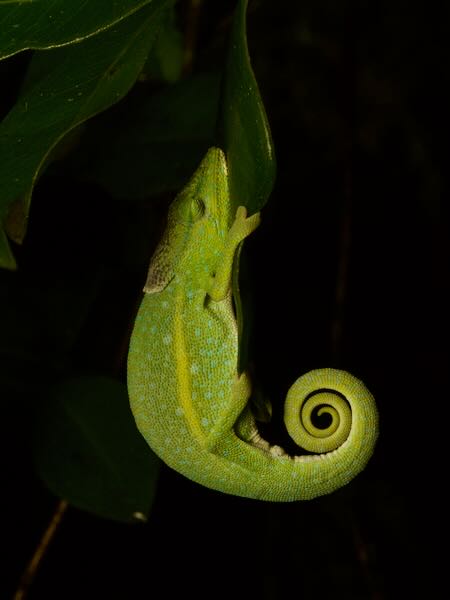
xmin=127 ymin=147 xmax=378 ymax=500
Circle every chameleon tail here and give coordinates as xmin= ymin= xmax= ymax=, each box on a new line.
xmin=233 ymin=368 xmax=378 ymax=500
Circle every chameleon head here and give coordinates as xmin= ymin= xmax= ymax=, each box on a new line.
xmin=168 ymin=147 xmax=232 ymax=238
xmin=143 ymin=147 xmax=235 ymax=294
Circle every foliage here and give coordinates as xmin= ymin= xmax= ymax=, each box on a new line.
xmin=0 ymin=0 xmax=274 ymax=523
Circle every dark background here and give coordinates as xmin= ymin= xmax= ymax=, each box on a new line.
xmin=2 ymin=1 xmax=448 ymax=598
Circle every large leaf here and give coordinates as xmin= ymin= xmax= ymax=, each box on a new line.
xmin=218 ymin=0 xmax=276 ymax=371
xmin=0 ymin=0 xmax=170 ymax=269
xmin=0 ymin=0 xmax=159 ymax=60
xmin=219 ymin=0 xmax=276 ymax=216
xmin=34 ymin=376 xmax=160 ymax=523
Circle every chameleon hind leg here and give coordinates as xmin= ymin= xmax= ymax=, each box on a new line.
xmin=205 ymin=371 xmax=252 ymax=450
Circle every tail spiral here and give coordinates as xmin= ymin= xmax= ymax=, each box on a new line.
xmin=284 ymin=368 xmax=377 ymax=455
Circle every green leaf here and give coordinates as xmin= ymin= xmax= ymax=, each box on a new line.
xmin=218 ymin=0 xmax=276 ymax=215
xmin=34 ymin=376 xmax=160 ymax=523
xmin=0 ymin=0 xmax=170 ymax=268
xmin=0 ymin=0 xmax=161 ymax=60
xmin=218 ymin=0 xmax=276 ymax=371
xmin=60 ymin=71 xmax=221 ymax=199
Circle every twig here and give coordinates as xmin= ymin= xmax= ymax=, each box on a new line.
xmin=13 ymin=499 xmax=69 ymax=600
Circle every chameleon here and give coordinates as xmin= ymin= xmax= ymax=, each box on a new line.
xmin=127 ymin=147 xmax=378 ymax=501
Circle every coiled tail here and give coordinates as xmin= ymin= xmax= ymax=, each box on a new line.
xmin=234 ymin=368 xmax=379 ymax=501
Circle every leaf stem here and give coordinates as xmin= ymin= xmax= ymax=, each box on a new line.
xmin=13 ymin=499 xmax=68 ymax=600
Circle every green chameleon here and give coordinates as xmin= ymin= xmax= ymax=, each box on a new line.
xmin=127 ymin=147 xmax=378 ymax=500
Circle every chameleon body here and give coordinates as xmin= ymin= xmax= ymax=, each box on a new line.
xmin=127 ymin=147 xmax=378 ymax=501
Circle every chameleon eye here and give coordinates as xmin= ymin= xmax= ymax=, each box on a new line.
xmin=190 ymin=196 xmax=206 ymax=220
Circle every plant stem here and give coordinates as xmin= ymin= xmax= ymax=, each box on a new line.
xmin=13 ymin=499 xmax=68 ymax=600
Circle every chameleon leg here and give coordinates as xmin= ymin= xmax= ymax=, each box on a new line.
xmin=205 ymin=371 xmax=252 ymax=450
xmin=208 ymin=207 xmax=261 ymax=302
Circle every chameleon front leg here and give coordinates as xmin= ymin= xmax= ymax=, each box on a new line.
xmin=208 ymin=206 xmax=261 ymax=302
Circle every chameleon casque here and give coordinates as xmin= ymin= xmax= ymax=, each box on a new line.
xmin=127 ymin=147 xmax=378 ymax=501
